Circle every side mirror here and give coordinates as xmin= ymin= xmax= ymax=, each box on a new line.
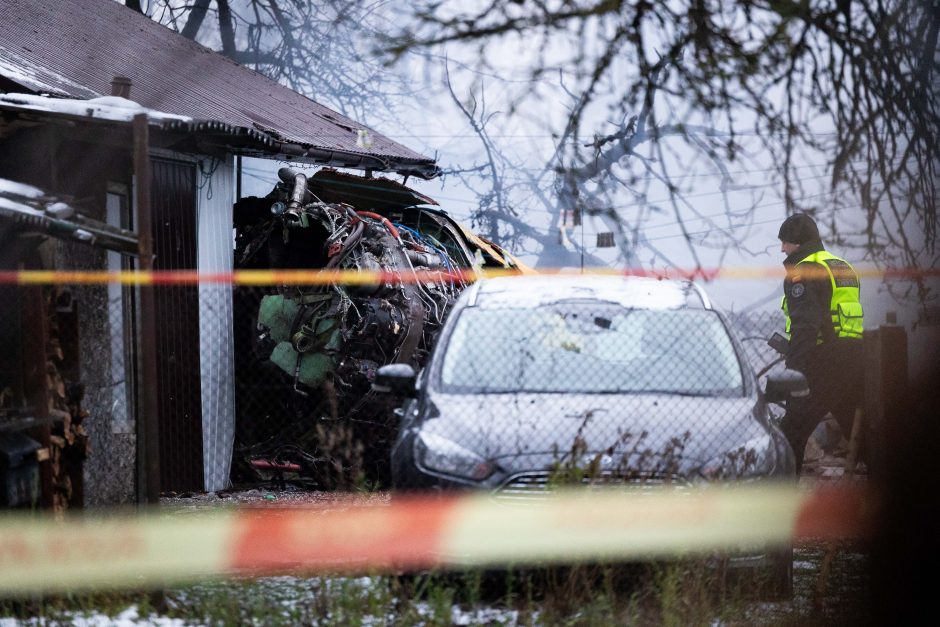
xmin=372 ymin=363 xmax=417 ymax=397
xmin=764 ymin=369 xmax=810 ymax=403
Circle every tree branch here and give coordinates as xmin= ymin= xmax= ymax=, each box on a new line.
xmin=217 ymin=0 xmax=237 ymax=58
xmin=180 ymin=0 xmax=211 ymax=39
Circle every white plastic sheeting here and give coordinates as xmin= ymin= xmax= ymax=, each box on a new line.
xmin=197 ymin=157 xmax=236 ymax=492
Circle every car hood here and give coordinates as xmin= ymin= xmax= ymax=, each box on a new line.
xmin=420 ymin=392 xmax=768 ymax=476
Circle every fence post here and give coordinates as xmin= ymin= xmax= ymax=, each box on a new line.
xmin=864 ymin=320 xmax=908 ymax=482
xmin=134 ymin=113 xmax=161 ymax=505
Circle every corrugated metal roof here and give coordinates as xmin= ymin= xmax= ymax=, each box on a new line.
xmin=0 ymin=0 xmax=439 ymax=178
xmin=0 ymin=92 xmax=419 ymax=174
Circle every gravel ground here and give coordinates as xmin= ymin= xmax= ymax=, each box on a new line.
xmin=160 ymin=485 xmax=390 ymax=509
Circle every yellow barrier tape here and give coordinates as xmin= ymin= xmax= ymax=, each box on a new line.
xmin=0 ymin=512 xmax=234 ymax=594
xmin=444 ymin=487 xmax=804 ymax=566
xmin=0 ymin=266 xmax=934 ymax=285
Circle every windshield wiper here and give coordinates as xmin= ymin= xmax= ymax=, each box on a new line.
xmin=637 ymin=389 xmax=721 ymax=397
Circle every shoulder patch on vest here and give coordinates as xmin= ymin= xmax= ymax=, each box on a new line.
xmin=790 ymin=282 xmax=805 ymax=298
xmin=823 ymin=258 xmax=860 ymax=288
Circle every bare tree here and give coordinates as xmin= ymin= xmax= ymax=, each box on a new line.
xmin=122 ymin=0 xmax=409 ymax=124
xmin=438 ymin=63 xmax=614 ymax=267
xmin=121 ymin=1 xmax=940 ymax=290
xmin=383 ymin=1 xmax=939 ymax=287
xmin=436 ymin=47 xmax=756 ymax=272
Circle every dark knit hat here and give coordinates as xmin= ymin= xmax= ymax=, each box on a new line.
xmin=777 ymin=213 xmax=820 ymax=244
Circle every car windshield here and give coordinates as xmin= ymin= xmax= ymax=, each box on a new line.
xmin=439 ymin=303 xmax=744 ymax=395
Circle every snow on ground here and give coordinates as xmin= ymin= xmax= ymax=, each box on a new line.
xmin=0 ymin=606 xmax=187 ymax=627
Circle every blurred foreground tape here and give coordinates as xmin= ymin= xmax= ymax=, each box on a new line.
xmin=0 ymin=484 xmax=871 ymax=595
xmin=0 ymin=266 xmax=935 ymax=285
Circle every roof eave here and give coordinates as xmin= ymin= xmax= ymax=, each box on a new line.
xmin=0 ymin=99 xmax=442 ymax=180
xmin=157 ymin=119 xmax=442 ymax=180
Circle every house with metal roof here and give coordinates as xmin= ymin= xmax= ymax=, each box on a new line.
xmin=0 ymin=0 xmax=439 ymax=179
xmin=0 ymin=0 xmax=440 ymax=505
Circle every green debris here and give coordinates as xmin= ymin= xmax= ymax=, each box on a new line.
xmin=259 ymin=294 xmax=342 ymax=387
xmin=258 ymin=295 xmax=301 ymax=343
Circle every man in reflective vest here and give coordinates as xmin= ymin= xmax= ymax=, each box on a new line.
xmin=778 ymin=213 xmax=864 ymax=473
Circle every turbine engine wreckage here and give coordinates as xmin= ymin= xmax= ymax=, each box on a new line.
xmin=233 ymin=168 xmax=473 ymax=486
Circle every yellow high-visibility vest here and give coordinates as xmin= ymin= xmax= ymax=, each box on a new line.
xmin=782 ymin=251 xmax=864 ymax=341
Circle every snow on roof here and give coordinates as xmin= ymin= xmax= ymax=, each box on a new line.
xmin=470 ymin=274 xmax=710 ymax=310
xmin=0 ymin=176 xmax=45 ymax=200
xmin=0 ymin=176 xmax=78 ymax=219
xmin=0 ymin=195 xmax=44 ymax=218
xmin=0 ymin=43 xmax=98 ymax=99
xmin=0 ymin=93 xmax=192 ymax=124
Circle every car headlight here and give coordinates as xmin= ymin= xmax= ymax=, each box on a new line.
xmin=415 ymin=431 xmax=495 ymax=480
xmin=698 ymin=433 xmax=775 ymax=481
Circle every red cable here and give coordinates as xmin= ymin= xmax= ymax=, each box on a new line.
xmin=356 ymin=211 xmax=401 ymax=240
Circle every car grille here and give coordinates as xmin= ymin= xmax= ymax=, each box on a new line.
xmin=494 ymin=471 xmax=691 ymax=502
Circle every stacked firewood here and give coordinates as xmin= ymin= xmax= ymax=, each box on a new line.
xmin=44 ymin=288 xmax=89 ymax=512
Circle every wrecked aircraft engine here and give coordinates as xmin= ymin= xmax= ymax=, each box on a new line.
xmin=233 ymin=168 xmax=469 ymax=486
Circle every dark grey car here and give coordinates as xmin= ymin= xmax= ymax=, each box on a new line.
xmin=376 ymin=274 xmax=805 ymax=596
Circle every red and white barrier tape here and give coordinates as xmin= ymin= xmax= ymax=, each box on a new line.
xmin=0 ymin=484 xmax=872 ymax=594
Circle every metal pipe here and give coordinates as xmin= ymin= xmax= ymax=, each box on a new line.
xmin=110 ymin=76 xmax=132 ymax=98
xmin=287 ymin=172 xmax=307 ymax=214
xmin=405 ymin=249 xmax=444 ymax=267
xmin=277 ymin=167 xmax=308 ymax=221
xmin=133 ymin=113 xmax=161 ymax=506
xmin=356 ymin=211 xmax=401 ymax=240
xmin=235 ymin=154 xmax=242 ymax=201
xmin=324 ymin=220 xmax=364 ymax=269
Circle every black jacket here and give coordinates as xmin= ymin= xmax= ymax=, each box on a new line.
xmin=783 ymin=239 xmax=838 ymax=372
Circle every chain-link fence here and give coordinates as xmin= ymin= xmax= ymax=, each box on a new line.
xmin=232 ymin=275 xmax=457 ymax=490
xmin=0 ymin=267 xmax=921 ymax=627
xmin=0 ymin=261 xmax=908 ymax=615
xmin=231 ymin=280 xmax=798 ymax=496
xmin=5 ymin=261 xmax=895 ymax=515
